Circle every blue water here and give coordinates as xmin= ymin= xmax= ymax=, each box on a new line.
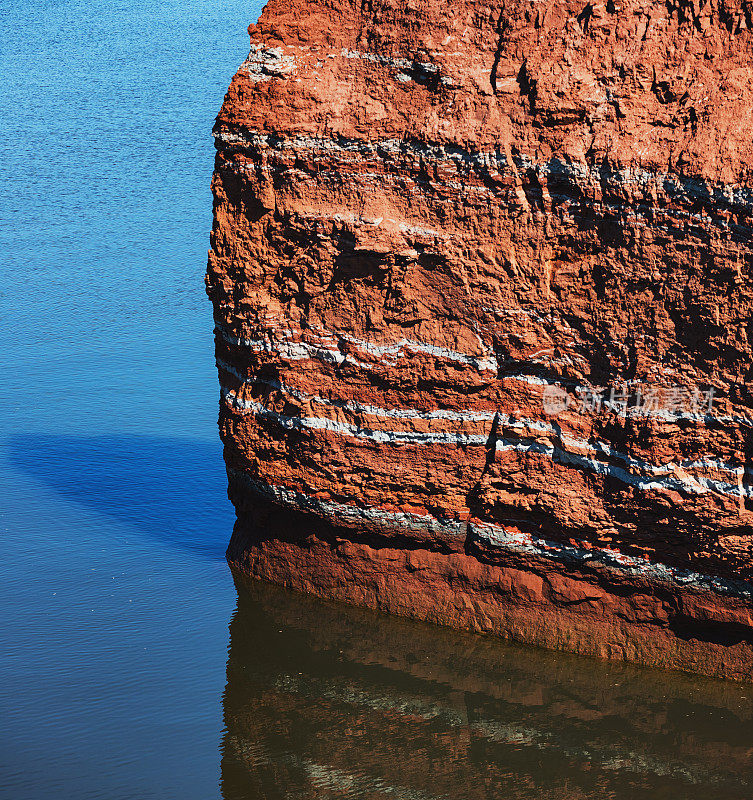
xmin=0 ymin=2 xmax=262 ymax=797
xmin=3 ymin=2 xmax=753 ymax=799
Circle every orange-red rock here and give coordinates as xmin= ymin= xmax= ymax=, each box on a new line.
xmin=207 ymin=0 xmax=753 ymax=679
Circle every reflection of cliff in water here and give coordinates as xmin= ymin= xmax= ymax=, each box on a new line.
xmin=221 ymin=577 xmax=753 ymax=800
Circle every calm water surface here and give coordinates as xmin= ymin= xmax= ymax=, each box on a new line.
xmin=1 ymin=2 xmax=753 ymax=798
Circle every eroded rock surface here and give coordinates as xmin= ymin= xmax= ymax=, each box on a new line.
xmin=207 ymin=0 xmax=753 ymax=679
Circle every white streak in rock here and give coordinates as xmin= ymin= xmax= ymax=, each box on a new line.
xmin=335 ymin=328 xmax=497 ymax=371
xmin=240 ymin=45 xmax=297 ymax=82
xmin=228 ymin=470 xmax=753 ymax=598
xmin=215 ymin=323 xmax=369 ymax=368
xmin=292 ymin=208 xmax=449 ymax=240
xmin=340 ymin=48 xmax=413 ymax=71
xmin=495 ymin=435 xmax=753 ymax=498
xmin=222 ymin=368 xmax=751 ymax=497
xmin=217 ymin=359 xmax=496 ymax=422
xmin=216 ymin=315 xmax=753 ymax=495
xmin=217 ymin=322 xmax=753 ymax=428
xmin=223 ymin=387 xmax=489 ymax=446
xmin=229 ymin=469 xmax=467 ymax=539
xmin=215 ymin=321 xmax=498 ymax=373
xmin=220 ymin=361 xmax=752 ymax=498
xmin=214 ymin=130 xmax=753 ymax=221
xmin=470 ymin=519 xmax=752 ymax=599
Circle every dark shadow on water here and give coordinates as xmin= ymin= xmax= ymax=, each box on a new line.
xmin=8 ymin=433 xmax=234 ymax=560
xmin=221 ymin=576 xmax=753 ymax=800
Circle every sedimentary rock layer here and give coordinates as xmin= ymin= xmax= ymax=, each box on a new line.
xmin=208 ymin=0 xmax=753 ymax=679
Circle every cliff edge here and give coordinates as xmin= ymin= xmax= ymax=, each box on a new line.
xmin=207 ymin=0 xmax=753 ymax=679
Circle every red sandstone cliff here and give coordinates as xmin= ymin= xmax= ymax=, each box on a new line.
xmin=207 ymin=0 xmax=753 ymax=679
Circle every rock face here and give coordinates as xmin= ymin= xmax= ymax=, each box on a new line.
xmin=207 ymin=0 xmax=753 ymax=679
